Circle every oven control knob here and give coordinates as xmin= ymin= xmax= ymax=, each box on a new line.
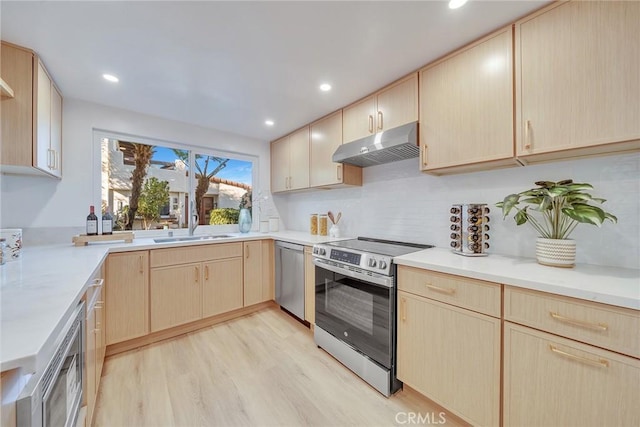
xmin=368 ymin=258 xmax=377 ymax=268
xmin=378 ymin=260 xmax=387 ymax=270
xmin=318 ymin=248 xmax=326 ymax=256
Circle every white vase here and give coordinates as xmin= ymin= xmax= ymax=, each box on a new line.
xmin=536 ymin=237 xmax=576 ymax=268
xmin=329 ymin=224 xmax=340 ymax=238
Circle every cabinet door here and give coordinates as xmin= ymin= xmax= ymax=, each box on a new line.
xmin=304 ymin=246 xmax=315 ymax=325
xmin=261 ymin=240 xmax=274 ymax=301
xmin=49 ymin=85 xmax=62 ymax=178
xmin=288 ymin=126 xmax=310 ymax=190
xmin=35 ymin=61 xmax=51 ymax=173
xmin=243 ymin=241 xmax=264 ymax=306
xmin=504 ymin=322 xmax=640 ymax=427
xmin=85 ymin=305 xmax=97 ymax=424
xmin=270 ymin=135 xmax=289 ymax=193
xmin=342 ymin=95 xmax=376 ymax=144
xmin=105 ymin=251 xmax=149 ymax=345
xmin=420 ymin=28 xmax=514 ymax=170
xmin=203 ymin=257 xmax=243 ymax=317
xmin=517 ymin=1 xmax=640 ymax=155
xmin=310 ymin=111 xmax=343 ymax=187
xmin=1 ymin=43 xmax=34 ymax=168
xmin=376 ymin=73 xmax=418 ymax=133
xmin=397 ymin=291 xmax=500 ymax=426
xmin=150 ymin=263 xmax=202 ymax=332
xmin=95 ymin=286 xmax=105 ymax=385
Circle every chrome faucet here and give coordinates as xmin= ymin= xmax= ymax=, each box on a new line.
xmin=189 ymin=200 xmax=199 ymax=236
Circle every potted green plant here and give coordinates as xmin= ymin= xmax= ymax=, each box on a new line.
xmin=496 ymin=179 xmax=617 ymax=267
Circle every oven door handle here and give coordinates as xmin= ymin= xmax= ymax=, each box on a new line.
xmin=313 ymin=258 xmax=394 ymax=288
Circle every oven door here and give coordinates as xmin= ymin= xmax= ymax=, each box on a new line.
xmin=314 ymin=259 xmax=394 ymax=369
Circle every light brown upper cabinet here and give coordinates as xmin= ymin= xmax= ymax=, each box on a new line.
xmin=309 ymin=110 xmax=362 ymax=188
xmin=342 ymin=73 xmax=418 ymax=144
xmin=515 ymin=1 xmax=640 ymax=163
xmin=270 ymin=126 xmax=310 ymax=193
xmin=1 ymin=41 xmax=63 ymax=178
xmin=419 ymin=27 xmax=517 ymax=174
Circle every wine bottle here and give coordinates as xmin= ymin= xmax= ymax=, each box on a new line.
xmin=102 ymin=208 xmax=113 ymax=235
xmin=86 ymin=205 xmax=98 ymax=236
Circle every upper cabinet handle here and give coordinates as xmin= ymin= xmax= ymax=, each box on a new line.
xmin=422 ymin=145 xmax=428 ymax=167
xmin=336 ymin=164 xmax=342 ymax=181
xmin=368 ymin=115 xmax=374 ymax=133
xmin=524 ymin=120 xmax=532 ymax=150
xmin=377 ymin=111 xmax=383 ymax=130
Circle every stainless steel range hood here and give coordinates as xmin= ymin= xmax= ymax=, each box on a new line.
xmin=332 ymin=121 xmax=418 ymax=167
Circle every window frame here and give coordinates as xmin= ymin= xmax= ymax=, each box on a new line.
xmin=93 ymin=129 xmax=258 ymax=235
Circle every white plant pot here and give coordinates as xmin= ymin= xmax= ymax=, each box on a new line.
xmin=536 ymin=237 xmax=576 ymax=268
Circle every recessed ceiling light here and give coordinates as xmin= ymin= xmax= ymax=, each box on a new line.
xmin=265 ymin=120 xmax=275 ymax=126
xmin=448 ymin=0 xmax=468 ymax=9
xmin=319 ymin=83 xmax=332 ymax=92
xmin=102 ymin=74 xmax=119 ymax=83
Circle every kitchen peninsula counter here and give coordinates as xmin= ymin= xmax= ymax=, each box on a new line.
xmin=0 ymin=231 xmax=346 ymax=373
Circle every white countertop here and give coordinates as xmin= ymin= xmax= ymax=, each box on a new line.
xmin=395 ymin=247 xmax=640 ymax=310
xmin=0 ymin=230 xmax=343 ymax=373
xmin=3 ymin=232 xmax=639 ymax=375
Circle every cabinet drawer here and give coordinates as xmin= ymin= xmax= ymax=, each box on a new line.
xmin=398 ymin=266 xmax=501 ymax=317
xmin=504 ymin=286 xmax=640 ymax=358
xmin=504 ymin=322 xmax=640 ymax=427
xmin=150 ymin=242 xmax=243 ymax=267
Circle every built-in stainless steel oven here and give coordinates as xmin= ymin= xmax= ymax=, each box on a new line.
xmin=313 ymin=237 xmax=432 ymax=397
xmin=18 ymin=301 xmax=84 ymax=427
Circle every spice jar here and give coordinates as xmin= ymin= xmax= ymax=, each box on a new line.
xmin=319 ymin=214 xmax=328 ymax=236
xmin=310 ymin=214 xmax=318 ymax=235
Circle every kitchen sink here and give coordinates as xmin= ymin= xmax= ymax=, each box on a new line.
xmin=153 ymin=234 xmax=234 ymax=243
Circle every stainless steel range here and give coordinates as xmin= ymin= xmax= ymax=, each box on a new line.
xmin=312 ymin=237 xmax=433 ymax=396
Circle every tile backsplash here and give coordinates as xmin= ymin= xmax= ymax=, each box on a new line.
xmin=274 ymin=152 xmax=639 ymax=269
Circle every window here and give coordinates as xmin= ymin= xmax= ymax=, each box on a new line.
xmin=100 ymin=136 xmax=254 ymax=231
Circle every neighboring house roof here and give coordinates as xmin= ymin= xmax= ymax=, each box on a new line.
xmin=210 ymin=176 xmax=251 ymax=191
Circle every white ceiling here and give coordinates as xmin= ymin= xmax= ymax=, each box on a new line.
xmin=1 ymin=1 xmax=549 ymax=142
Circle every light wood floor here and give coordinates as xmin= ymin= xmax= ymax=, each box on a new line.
xmin=94 ymin=307 xmax=468 ymax=426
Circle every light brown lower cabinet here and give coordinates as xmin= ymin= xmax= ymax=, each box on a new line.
xmin=397 ymin=290 xmax=501 ymax=426
xmin=243 ymin=240 xmax=274 ymax=307
xmin=84 ymin=263 xmax=106 ymax=426
xmin=105 ymin=250 xmax=149 ymax=345
xmin=150 ymin=263 xmax=203 ymax=332
xmin=203 ymin=257 xmax=243 ymax=317
xmin=504 ymin=322 xmax=640 ymax=427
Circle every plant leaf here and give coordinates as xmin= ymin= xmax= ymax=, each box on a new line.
xmin=562 ymin=203 xmax=606 ymax=226
xmin=514 ymin=207 xmax=529 ymax=225
xmin=605 ymin=212 xmax=618 ymax=223
xmin=500 ymin=194 xmax=520 ymax=217
xmin=566 ymin=183 xmax=594 ymax=192
xmin=534 ymin=181 xmax=556 ymax=188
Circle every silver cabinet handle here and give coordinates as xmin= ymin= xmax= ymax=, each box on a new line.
xmin=377 ymin=111 xmax=383 ymax=130
xmin=368 ymin=115 xmax=374 ymax=133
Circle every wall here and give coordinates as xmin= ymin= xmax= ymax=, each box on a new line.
xmin=274 ymin=152 xmax=640 ymax=269
xmin=0 ymin=99 xmax=271 ymax=232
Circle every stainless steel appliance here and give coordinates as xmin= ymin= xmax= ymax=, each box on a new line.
xmin=450 ymin=203 xmax=490 ymax=256
xmin=332 ymin=121 xmax=419 ymax=167
xmin=17 ymin=301 xmax=84 ymax=427
xmin=313 ymin=237 xmax=433 ymax=396
xmin=275 ymin=240 xmax=305 ymax=320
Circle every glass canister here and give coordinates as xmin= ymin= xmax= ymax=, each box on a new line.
xmin=310 ymin=214 xmax=318 ymax=235
xmin=319 ymin=214 xmax=328 ymax=236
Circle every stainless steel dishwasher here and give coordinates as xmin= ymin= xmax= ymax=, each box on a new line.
xmin=275 ymin=240 xmax=305 ymax=320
